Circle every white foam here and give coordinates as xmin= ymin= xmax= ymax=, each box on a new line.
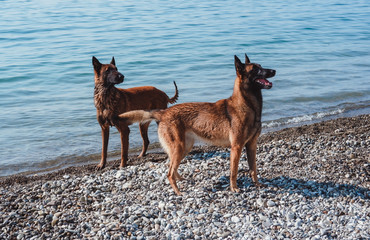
xmin=263 ymin=108 xmax=345 ymax=128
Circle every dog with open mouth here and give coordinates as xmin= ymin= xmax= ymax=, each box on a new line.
xmin=119 ymin=53 xmax=275 ymax=195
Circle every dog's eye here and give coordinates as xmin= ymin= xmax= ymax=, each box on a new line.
xmin=254 ymin=67 xmax=262 ymax=75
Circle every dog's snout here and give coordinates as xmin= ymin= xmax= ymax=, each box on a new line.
xmin=267 ymin=69 xmax=276 ymax=78
xmin=118 ymin=73 xmax=124 ymax=81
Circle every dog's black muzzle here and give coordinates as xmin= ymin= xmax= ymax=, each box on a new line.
xmin=265 ymin=69 xmax=276 ymax=78
xmin=111 ymin=72 xmax=124 ymax=85
xmin=117 ymin=73 xmax=124 ymax=83
xmin=254 ymin=68 xmax=276 ymax=89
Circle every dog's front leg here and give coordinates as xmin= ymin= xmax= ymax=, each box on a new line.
xmin=97 ymin=124 xmax=110 ymax=170
xmin=118 ymin=124 xmax=130 ymax=168
xmin=245 ymin=136 xmax=264 ymax=187
xmin=230 ymin=145 xmax=243 ymax=193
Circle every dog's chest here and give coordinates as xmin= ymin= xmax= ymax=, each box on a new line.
xmin=94 ymin=86 xmax=121 ymax=125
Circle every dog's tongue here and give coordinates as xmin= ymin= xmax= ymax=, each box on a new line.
xmin=256 ymin=79 xmax=272 ymax=89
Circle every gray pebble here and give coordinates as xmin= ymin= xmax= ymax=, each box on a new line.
xmin=0 ymin=117 xmax=369 ymax=240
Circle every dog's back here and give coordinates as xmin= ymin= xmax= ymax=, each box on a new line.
xmin=118 ymin=84 xmax=178 ymax=112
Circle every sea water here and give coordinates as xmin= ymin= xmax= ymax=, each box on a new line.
xmin=0 ymin=0 xmax=369 ymax=176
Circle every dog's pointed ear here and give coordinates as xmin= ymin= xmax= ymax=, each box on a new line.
xmin=92 ymin=56 xmax=102 ymax=72
xmin=110 ymin=57 xmax=116 ymax=66
xmin=234 ymin=55 xmax=244 ymax=76
xmin=245 ymin=53 xmax=250 ymax=64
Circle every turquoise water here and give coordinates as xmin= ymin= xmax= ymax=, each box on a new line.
xmin=1 ymin=0 xmax=369 ymax=176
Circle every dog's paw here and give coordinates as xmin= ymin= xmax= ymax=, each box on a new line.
xmin=96 ymin=164 xmax=105 ymax=171
xmin=174 ymin=190 xmax=182 ymax=196
xmin=119 ymin=165 xmax=126 ymax=170
xmin=254 ymin=182 xmax=267 ymax=188
xmin=138 ymin=153 xmax=146 ymax=158
xmin=230 ymin=186 xmax=241 ymax=193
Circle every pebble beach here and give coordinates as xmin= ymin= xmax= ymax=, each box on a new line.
xmin=1 ymin=114 xmax=369 ymax=240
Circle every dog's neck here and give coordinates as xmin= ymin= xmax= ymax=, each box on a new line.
xmin=94 ymin=83 xmax=122 ymax=126
xmin=230 ymin=77 xmax=263 ymax=122
xmin=94 ymin=83 xmax=120 ymax=111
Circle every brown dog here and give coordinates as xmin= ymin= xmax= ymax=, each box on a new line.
xmin=92 ymin=56 xmax=179 ymax=170
xmin=119 ymin=54 xmax=275 ymax=195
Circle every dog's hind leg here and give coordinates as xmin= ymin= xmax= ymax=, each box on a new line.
xmin=158 ymin=124 xmax=186 ymax=195
xmin=167 ymin=148 xmax=184 ymax=195
xmin=96 ymin=124 xmax=110 ymax=170
xmin=174 ymin=136 xmax=194 ymax=181
xmin=138 ymin=122 xmax=150 ymax=158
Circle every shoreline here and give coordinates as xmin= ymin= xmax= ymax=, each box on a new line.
xmin=0 ymin=107 xmax=367 ymax=178
xmin=1 ymin=111 xmax=367 ymax=181
xmin=0 ymin=114 xmax=369 ymax=239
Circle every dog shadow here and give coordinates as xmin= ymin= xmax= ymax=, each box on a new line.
xmin=214 ymin=175 xmax=369 ymax=200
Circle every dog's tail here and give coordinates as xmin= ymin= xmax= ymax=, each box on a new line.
xmin=118 ymin=110 xmax=161 ymax=125
xmin=168 ymin=81 xmax=179 ymax=104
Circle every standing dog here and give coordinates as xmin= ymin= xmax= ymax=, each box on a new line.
xmin=92 ymin=56 xmax=179 ymax=170
xmin=119 ymin=54 xmax=275 ymax=195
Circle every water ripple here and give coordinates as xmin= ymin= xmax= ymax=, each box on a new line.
xmin=0 ymin=0 xmax=369 ymax=176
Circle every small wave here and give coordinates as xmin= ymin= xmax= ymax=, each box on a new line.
xmin=264 ymin=100 xmax=370 ymax=130
xmin=286 ymin=108 xmax=344 ymax=124
xmin=263 ymin=108 xmax=345 ymax=129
